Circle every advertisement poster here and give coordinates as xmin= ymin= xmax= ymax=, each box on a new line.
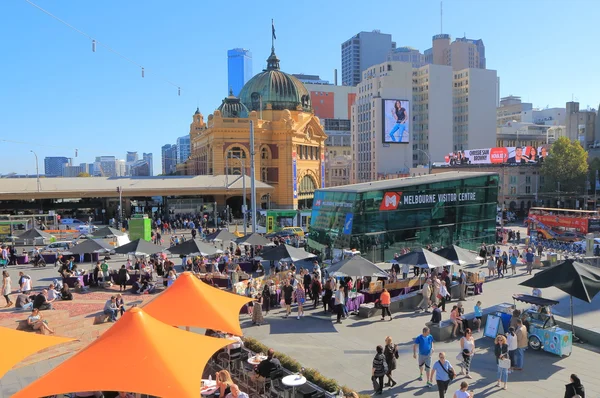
xmin=382 ymin=99 xmax=410 ymax=144
xmin=320 ymin=152 xmax=326 ymax=188
xmin=444 ymin=146 xmax=548 ymax=166
xmin=292 ymin=150 xmax=298 ymax=199
xmin=342 ymin=213 xmax=354 ymax=235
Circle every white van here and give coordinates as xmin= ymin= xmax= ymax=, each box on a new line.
xmin=60 ymin=218 xmax=85 ymax=226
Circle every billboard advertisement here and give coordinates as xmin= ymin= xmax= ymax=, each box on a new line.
xmin=444 ymin=146 xmax=548 ymax=166
xmin=382 ymin=99 xmax=410 ymax=144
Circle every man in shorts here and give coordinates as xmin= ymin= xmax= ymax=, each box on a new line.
xmin=413 ymin=326 xmax=435 ymax=387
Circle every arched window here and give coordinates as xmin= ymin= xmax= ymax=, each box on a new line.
xmin=226 ymin=146 xmax=246 ymax=175
xmin=261 ymin=147 xmax=270 ymax=160
xmin=298 ymin=175 xmax=317 ymax=199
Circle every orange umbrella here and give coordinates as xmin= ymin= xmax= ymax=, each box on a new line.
xmin=143 ymin=271 xmax=252 ymax=336
xmin=0 ymin=326 xmax=74 ymax=378
xmin=13 ymin=307 xmax=229 ymax=398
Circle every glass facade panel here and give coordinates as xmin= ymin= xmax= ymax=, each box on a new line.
xmin=309 ymin=173 xmax=498 ymax=262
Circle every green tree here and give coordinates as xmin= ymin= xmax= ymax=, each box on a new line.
xmin=541 ymin=136 xmax=588 ymax=194
xmin=77 ymin=172 xmax=91 ymax=177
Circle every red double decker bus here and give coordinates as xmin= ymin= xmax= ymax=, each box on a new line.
xmin=527 ymin=207 xmax=600 ymax=241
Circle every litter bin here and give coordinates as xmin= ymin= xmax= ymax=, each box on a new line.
xmin=548 ymin=252 xmax=558 ymax=266
xmin=533 ymin=254 xmax=542 ymax=269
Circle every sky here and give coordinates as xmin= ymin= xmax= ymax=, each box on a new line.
xmin=1 ymin=0 xmax=599 ymax=176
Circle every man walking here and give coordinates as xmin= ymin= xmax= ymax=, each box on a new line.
xmin=413 ymin=326 xmax=435 ymax=387
xmin=514 ymin=319 xmax=527 ymax=370
xmin=334 ymin=284 xmax=345 ymax=324
xmin=459 ymin=270 xmax=467 ymax=301
xmin=418 ymin=279 xmax=432 ymax=312
xmin=525 ymin=249 xmax=534 ymax=275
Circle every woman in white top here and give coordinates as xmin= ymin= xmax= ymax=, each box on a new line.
xmin=506 ymin=326 xmax=518 ymax=370
xmin=453 ymin=381 xmax=473 ymax=398
xmin=2 ymin=270 xmax=12 ymax=308
xmin=439 ymin=281 xmax=450 ymax=312
xmin=459 ymin=328 xmax=475 ymax=378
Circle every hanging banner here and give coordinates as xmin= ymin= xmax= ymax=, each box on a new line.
xmin=292 ymin=150 xmax=298 ymax=199
xmin=320 ymin=152 xmax=325 ymax=188
xmin=444 ymin=146 xmax=549 ymax=165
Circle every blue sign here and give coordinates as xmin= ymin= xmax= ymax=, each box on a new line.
xmin=342 ymin=213 xmax=354 ymax=235
xmin=292 ymin=151 xmax=298 ymax=199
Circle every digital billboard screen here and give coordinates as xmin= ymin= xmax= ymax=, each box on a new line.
xmin=444 ymin=146 xmax=549 ymax=165
xmin=382 ymin=99 xmax=410 ymax=144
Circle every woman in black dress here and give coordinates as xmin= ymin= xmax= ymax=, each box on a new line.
xmin=383 ymin=336 xmax=398 ymax=387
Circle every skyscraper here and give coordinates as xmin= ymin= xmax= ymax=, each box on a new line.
xmin=341 ymin=30 xmax=396 ymax=86
xmin=176 ymin=135 xmax=191 ymax=164
xmin=227 ymin=48 xmax=253 ymax=96
xmin=126 ymin=151 xmax=138 ymax=163
xmin=44 ymin=156 xmax=70 ymax=176
xmin=143 ymin=153 xmax=153 ymax=176
xmin=161 ymin=144 xmax=177 ymax=175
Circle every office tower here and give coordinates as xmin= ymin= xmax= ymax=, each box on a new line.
xmin=116 ymin=159 xmax=126 ymax=176
xmin=62 ymin=163 xmax=90 ymax=177
xmin=126 ymin=151 xmax=138 ymax=163
xmin=94 ymin=156 xmax=117 ymax=177
xmin=565 ymin=102 xmax=597 ymax=146
xmin=351 ymin=61 xmax=413 ymax=183
xmin=452 ymin=68 xmax=498 ymax=150
xmin=176 ymin=135 xmax=191 ymax=164
xmin=44 ymin=156 xmax=70 ymax=176
xmin=387 ymin=47 xmax=426 ymax=68
xmin=161 ymin=144 xmax=177 ymax=175
xmin=341 ymin=30 xmax=396 ymax=86
xmin=142 ymin=153 xmax=153 ymax=176
xmin=227 ymin=48 xmax=253 ymax=96
xmin=129 ymin=159 xmax=151 ymax=176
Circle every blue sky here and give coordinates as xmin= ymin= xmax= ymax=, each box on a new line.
xmin=1 ymin=0 xmax=599 ymax=175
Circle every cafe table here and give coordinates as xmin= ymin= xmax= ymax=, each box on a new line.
xmin=282 ymin=374 xmax=306 ymax=397
xmin=201 ymin=379 xmax=218 ymax=396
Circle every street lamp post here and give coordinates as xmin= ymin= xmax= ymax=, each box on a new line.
xmin=415 ymin=149 xmax=432 ymax=174
xmin=30 ymin=150 xmax=40 ymax=192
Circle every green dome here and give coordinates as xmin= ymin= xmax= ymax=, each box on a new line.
xmin=239 ymin=50 xmax=312 ymax=113
xmin=217 ymin=90 xmax=249 ymax=118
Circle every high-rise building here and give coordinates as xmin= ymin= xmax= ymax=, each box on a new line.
xmin=62 ymin=163 xmax=90 ymax=177
xmin=176 ymin=136 xmax=191 ymax=164
xmin=497 ymin=96 xmax=533 ymax=127
xmin=44 ymin=156 xmax=69 ymax=176
xmin=126 ymin=151 xmax=138 ymax=163
xmin=387 ymin=46 xmax=426 ymax=68
xmin=94 ymin=156 xmax=117 ymax=177
xmin=129 ymin=159 xmax=151 ymax=176
xmin=227 ymin=48 xmax=253 ymax=96
xmin=116 ymin=160 xmax=126 ymax=177
xmin=452 ymin=68 xmax=498 ymax=150
xmin=341 ymin=30 xmax=396 ymax=86
xmin=565 ymin=102 xmax=597 ymax=146
xmin=351 ymin=61 xmax=413 ymax=183
xmin=161 ymin=144 xmax=178 ymax=175
xmin=143 ymin=153 xmax=153 ymax=176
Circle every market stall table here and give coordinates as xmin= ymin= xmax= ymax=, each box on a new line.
xmin=282 ymin=374 xmax=306 ymax=397
xmin=201 ymin=379 xmax=218 ymax=396
xmin=328 ymin=292 xmax=364 ymax=312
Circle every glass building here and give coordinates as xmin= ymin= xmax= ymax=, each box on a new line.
xmin=308 ymin=171 xmax=498 ymax=262
xmin=227 ymin=48 xmax=253 ymax=97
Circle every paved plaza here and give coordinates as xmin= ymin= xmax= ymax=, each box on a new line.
xmin=1 ymin=227 xmax=600 ymax=397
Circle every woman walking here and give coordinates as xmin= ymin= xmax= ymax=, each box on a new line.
xmin=501 ymin=251 xmax=508 ymax=274
xmin=383 ymin=336 xmax=398 ymax=387
xmin=439 ymin=281 xmax=449 ymax=312
xmin=564 ymin=374 xmax=585 ymax=398
xmin=459 ymin=329 xmax=475 ymax=378
xmin=371 ymin=345 xmax=387 ymax=395
xmin=294 ymin=284 xmax=305 ymax=319
xmin=473 ymin=301 xmax=483 ymax=332
xmin=118 ymin=265 xmax=128 ymax=291
xmin=252 ymin=292 xmax=264 ymax=326
xmin=2 ymin=270 xmax=12 ymax=308
xmin=494 ymin=334 xmax=509 ymax=390
xmin=506 ymin=327 xmax=518 ymax=369
xmin=509 ymin=252 xmax=517 ymax=275
xmin=431 ymin=352 xmax=454 ymax=398
xmin=380 ymin=288 xmax=392 ymax=321
xmin=323 ymin=278 xmax=333 ymax=313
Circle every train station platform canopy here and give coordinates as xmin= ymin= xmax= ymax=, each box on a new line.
xmin=0 ymin=175 xmax=273 ymax=200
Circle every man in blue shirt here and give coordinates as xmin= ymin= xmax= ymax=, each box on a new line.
xmin=413 ymin=326 xmax=435 ymax=387
xmin=525 ymin=249 xmax=535 ymax=275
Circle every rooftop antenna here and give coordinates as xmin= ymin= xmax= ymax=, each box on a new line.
xmin=440 ymin=1 xmax=443 ymax=34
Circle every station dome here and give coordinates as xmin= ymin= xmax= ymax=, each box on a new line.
xmin=217 ymin=90 xmax=249 ymax=118
xmin=239 ymin=50 xmax=312 ymax=113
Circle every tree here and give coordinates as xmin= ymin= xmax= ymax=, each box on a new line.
xmin=541 ymin=137 xmax=588 ymax=194
xmin=77 ymin=172 xmax=91 ymax=177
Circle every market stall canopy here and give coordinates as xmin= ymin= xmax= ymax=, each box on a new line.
xmin=167 ymin=239 xmax=221 ymax=256
xmin=17 ymin=228 xmax=52 ymax=241
xmin=143 ymin=272 xmax=252 ymax=336
xmin=512 ymin=294 xmax=559 ymax=307
xmin=205 ymin=229 xmax=238 ymax=243
xmin=67 ymin=239 xmax=114 ymax=255
xmin=520 ymin=259 xmax=600 ymax=303
xmin=112 ymin=238 xmax=163 ymax=256
xmin=393 ymin=248 xmax=450 ymax=269
xmin=236 ymin=232 xmax=272 ymax=246
xmin=259 ymin=244 xmax=317 ymax=263
xmin=435 ymin=245 xmax=479 ymax=266
xmin=89 ymin=226 xmax=126 ymax=238
xmin=12 ymin=307 xmax=229 ymax=398
xmin=326 ymin=255 xmax=388 ymax=277
xmin=0 ymin=327 xmax=74 ymax=379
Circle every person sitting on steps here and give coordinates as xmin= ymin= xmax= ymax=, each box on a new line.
xmin=27 ymin=308 xmax=54 ymax=334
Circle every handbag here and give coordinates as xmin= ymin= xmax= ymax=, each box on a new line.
xmin=498 ymin=347 xmax=511 ymax=369
xmin=438 ymin=360 xmax=455 ymax=380
xmin=572 ymin=386 xmax=582 ymax=398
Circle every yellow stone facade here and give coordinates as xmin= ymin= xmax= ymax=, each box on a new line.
xmin=185 ymin=103 xmax=326 ymax=210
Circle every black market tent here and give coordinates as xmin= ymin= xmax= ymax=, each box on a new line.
xmin=89 ymin=226 xmax=126 ymax=238
xmin=392 ymin=248 xmax=449 ymax=269
xmin=205 ymin=229 xmax=238 ymax=243
xmin=512 ymin=294 xmax=559 ymax=307
xmin=17 ymin=228 xmax=52 ymax=242
xmin=67 ymin=239 xmax=114 ymax=255
xmin=258 ymin=244 xmax=317 ymax=263
xmin=235 ymin=233 xmax=272 ymax=247
xmin=166 ymin=239 xmax=221 ymax=257
xmin=113 ymin=239 xmax=164 ymax=256
xmin=326 ymin=255 xmax=388 ymax=278
xmin=520 ymin=259 xmax=600 ymax=337
xmin=435 ymin=245 xmax=479 ymax=266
